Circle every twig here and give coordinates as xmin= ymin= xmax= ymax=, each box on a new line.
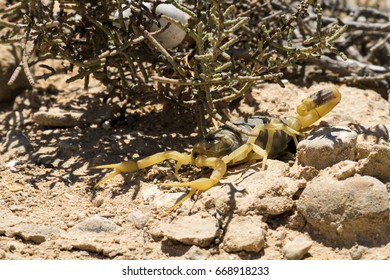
xmin=340 ymin=72 xmax=390 ymax=83
xmin=307 ymin=56 xmax=388 ymax=76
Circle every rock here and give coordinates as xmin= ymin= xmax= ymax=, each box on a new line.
xmin=297 ymin=127 xmax=357 ymax=170
xmin=5 ymin=183 xmax=24 ymax=192
xmin=142 ymin=186 xmax=159 ymax=204
xmin=7 ymin=241 xmax=20 ymax=253
xmin=361 ymin=243 xmax=390 ymax=260
xmin=93 ymin=196 xmax=104 ymax=207
xmin=355 ymin=143 xmax=390 ymax=181
xmin=0 ymin=44 xmax=31 ymax=102
xmin=184 ymin=245 xmax=209 ymax=260
xmin=69 ymin=239 xmax=100 ymax=253
xmin=297 ymin=176 xmax=390 ymax=246
xmin=197 ymin=161 xmax=293 ymax=216
xmin=148 ymin=225 xmax=164 ymax=241
xmin=199 ymin=184 xmax=234 ymax=216
xmin=349 ymin=245 xmax=367 ymax=260
xmin=33 ymin=108 xmax=85 ymax=127
xmin=223 ymin=215 xmax=266 ymax=253
xmin=160 ymin=214 xmax=219 ymax=247
xmin=231 ymin=160 xmax=299 ymax=216
xmin=71 ymin=215 xmax=119 ymax=233
xmin=9 ymin=223 xmax=62 ymax=244
xmin=290 ymin=165 xmax=319 ymax=181
xmin=126 ymin=209 xmax=147 ymax=229
xmin=197 ymin=160 xmax=298 ymax=216
xmin=151 ymin=191 xmax=187 ymax=210
xmin=331 ymin=160 xmax=358 ymax=180
xmin=282 ymin=237 xmax=312 ymax=260
xmin=0 ymin=129 xmax=33 ymax=159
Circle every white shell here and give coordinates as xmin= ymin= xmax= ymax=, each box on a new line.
xmin=115 ymin=1 xmax=191 ymax=49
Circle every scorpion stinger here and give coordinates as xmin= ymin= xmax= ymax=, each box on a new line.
xmin=295 ymin=87 xmax=341 ymax=129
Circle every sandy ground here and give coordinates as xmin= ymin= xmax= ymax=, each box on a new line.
xmin=0 ymin=61 xmax=389 ymax=260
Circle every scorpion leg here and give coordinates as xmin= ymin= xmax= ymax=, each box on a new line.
xmin=93 ymin=152 xmax=227 ymax=211
xmin=160 ymin=155 xmax=227 ymax=212
xmin=222 ymin=141 xmax=268 ymax=169
xmin=92 ymin=151 xmax=192 ymax=186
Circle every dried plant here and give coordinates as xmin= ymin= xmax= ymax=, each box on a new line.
xmin=0 ymin=0 xmax=352 ymax=135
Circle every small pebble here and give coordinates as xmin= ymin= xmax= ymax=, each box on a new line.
xmin=126 ymin=209 xmax=147 ymax=229
xmin=142 ymin=186 xmax=159 ymax=204
xmin=282 ymin=237 xmax=313 ymax=260
xmin=5 ymin=160 xmax=20 ymax=171
xmin=102 ymin=121 xmax=111 ymax=130
xmin=349 ymin=245 xmax=367 ymax=260
xmin=184 ymin=245 xmax=209 ymax=260
xmin=71 ymin=215 xmax=119 ymax=233
xmin=151 ymin=191 xmax=186 ymax=210
xmin=33 ymin=108 xmax=85 ymax=127
xmin=93 ymin=196 xmax=104 ymax=207
xmin=333 ymin=160 xmax=357 ymax=180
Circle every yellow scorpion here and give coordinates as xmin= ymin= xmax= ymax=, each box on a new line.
xmin=93 ymin=87 xmax=341 ymax=212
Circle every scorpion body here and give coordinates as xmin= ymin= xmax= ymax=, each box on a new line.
xmin=93 ymin=87 xmax=341 ymax=212
xmin=193 ymin=116 xmax=295 ymax=162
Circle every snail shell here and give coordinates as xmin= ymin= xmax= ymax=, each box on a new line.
xmin=115 ymin=1 xmax=191 ymax=49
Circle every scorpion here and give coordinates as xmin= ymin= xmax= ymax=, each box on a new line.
xmin=93 ymin=87 xmax=341 ymax=212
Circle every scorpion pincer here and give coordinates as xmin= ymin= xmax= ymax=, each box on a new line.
xmin=92 ymin=87 xmax=341 ymax=212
